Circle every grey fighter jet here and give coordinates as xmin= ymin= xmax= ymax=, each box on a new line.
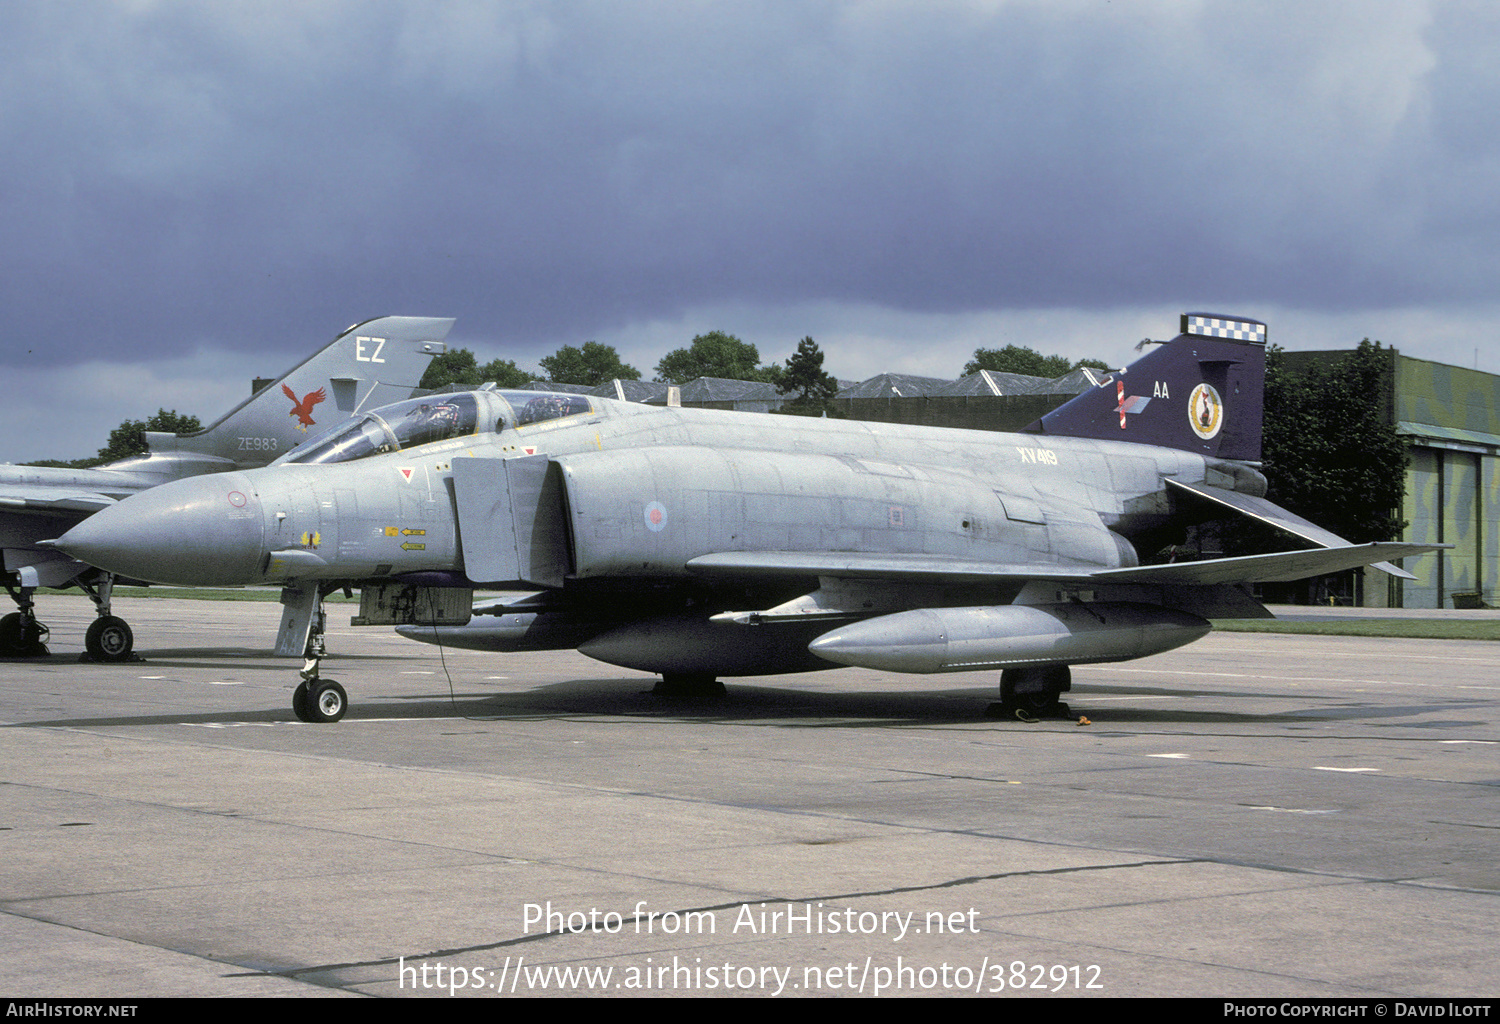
xmin=53 ymin=314 xmax=1442 ymax=722
xmin=3 ymin=316 xmax=451 ymax=659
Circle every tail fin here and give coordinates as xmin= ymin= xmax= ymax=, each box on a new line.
xmin=1023 ymin=313 xmax=1267 ymax=462
xmin=143 ymin=316 xmax=453 ymax=469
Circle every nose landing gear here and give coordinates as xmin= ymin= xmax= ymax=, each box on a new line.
xmin=281 ymin=584 xmax=347 ymax=722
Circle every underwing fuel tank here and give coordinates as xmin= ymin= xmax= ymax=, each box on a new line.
xmin=579 ymin=614 xmax=837 ymax=677
xmin=807 ymin=603 xmax=1211 ymax=673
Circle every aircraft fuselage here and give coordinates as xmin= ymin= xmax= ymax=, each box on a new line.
xmin=56 ymin=398 xmax=1234 ymax=595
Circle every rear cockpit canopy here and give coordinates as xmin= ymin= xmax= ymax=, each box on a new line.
xmin=501 ymin=390 xmax=594 ymax=427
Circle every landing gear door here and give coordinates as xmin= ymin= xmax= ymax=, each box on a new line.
xmin=452 ymin=455 xmax=571 ymax=588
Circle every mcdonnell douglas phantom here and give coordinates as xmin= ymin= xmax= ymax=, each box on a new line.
xmin=2 ymin=316 xmax=450 ymax=659
xmin=51 ymin=314 xmax=1441 ymax=722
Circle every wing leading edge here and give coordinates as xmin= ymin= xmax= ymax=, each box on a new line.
xmin=686 ymin=542 xmax=1445 ymax=589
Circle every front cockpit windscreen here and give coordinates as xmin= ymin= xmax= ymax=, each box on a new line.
xmin=285 ymin=394 xmax=481 ymax=465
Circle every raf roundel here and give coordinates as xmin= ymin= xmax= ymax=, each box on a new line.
xmin=644 ymin=501 xmax=668 ymax=533
xmin=1188 ymin=383 xmax=1224 ymax=440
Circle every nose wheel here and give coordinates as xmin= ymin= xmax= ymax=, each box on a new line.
xmin=292 ymin=653 xmax=347 ymax=723
xmin=84 ymin=615 xmax=135 ymax=662
xmin=293 ymin=676 xmax=348 ymax=723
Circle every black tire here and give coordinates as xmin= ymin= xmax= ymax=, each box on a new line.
xmin=292 ymin=681 xmax=314 ymax=722
xmin=653 ymin=673 xmax=726 ymax=699
xmin=1011 ymin=690 xmax=1057 ymax=714
xmin=997 ymin=666 xmax=1072 ymax=719
xmin=85 ymin=616 xmax=134 ymax=662
xmin=306 ymin=679 xmax=347 ymax=723
xmin=0 ymin=611 xmax=47 ymax=656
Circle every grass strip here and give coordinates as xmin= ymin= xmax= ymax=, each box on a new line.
xmin=1213 ymin=618 xmax=1500 ymax=641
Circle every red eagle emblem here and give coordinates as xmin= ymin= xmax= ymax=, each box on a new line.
xmin=282 ymin=385 xmax=327 ymax=431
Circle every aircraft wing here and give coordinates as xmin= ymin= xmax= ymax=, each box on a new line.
xmin=687 ymin=543 xmax=1447 ymax=588
xmin=0 ymin=485 xmax=119 ymax=516
xmin=1093 ymin=542 xmax=1448 ymax=585
xmin=0 ymin=486 xmax=115 ymax=587
xmin=685 ymin=551 xmax=1089 ymax=584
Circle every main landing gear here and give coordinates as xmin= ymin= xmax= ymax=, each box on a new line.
xmin=653 ymin=672 xmax=727 ymax=699
xmin=2 ymin=571 xmax=136 ymax=662
xmin=1 ymin=582 xmax=49 ymax=657
xmin=987 ymin=665 xmax=1072 ymax=723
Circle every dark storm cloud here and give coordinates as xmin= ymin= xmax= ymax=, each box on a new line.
xmin=0 ymin=1 xmax=1493 ymax=372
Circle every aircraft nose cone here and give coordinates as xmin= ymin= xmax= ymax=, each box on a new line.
xmin=54 ymin=473 xmax=266 ymax=586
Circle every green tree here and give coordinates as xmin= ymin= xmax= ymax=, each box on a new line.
xmin=97 ymin=409 xmax=202 ymax=463
xmin=476 ymin=357 xmax=535 ymax=389
xmin=655 ymin=331 xmax=773 ymax=384
xmin=421 ymin=349 xmax=536 ymax=389
xmin=24 ymin=456 xmax=108 ymax=469
xmin=420 ymin=349 xmax=479 ymax=389
xmin=1217 ymin=339 xmax=1408 ymax=575
xmin=1258 ymin=340 xmax=1408 ymax=544
xmin=540 ymin=341 xmax=640 ymax=386
xmin=769 ymin=336 xmax=840 ymax=417
xmin=963 ymin=345 xmax=1104 ymax=378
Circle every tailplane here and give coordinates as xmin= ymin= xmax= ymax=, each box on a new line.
xmin=1024 ymin=313 xmax=1267 ymax=462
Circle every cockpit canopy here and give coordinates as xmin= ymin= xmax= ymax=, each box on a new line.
xmin=278 ymin=390 xmax=595 ymax=466
xmin=508 ymin=391 xmax=593 ymax=426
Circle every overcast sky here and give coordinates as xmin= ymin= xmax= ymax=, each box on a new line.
xmin=4 ymin=1 xmax=1498 ymax=462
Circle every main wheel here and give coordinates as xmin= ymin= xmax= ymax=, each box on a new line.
xmin=991 ymin=666 xmax=1072 ymax=720
xmin=306 ymin=679 xmax=348 ymax=723
xmin=85 ymin=616 xmax=134 ymax=662
xmin=0 ymin=611 xmax=47 ymax=656
xmin=0 ymin=613 xmax=19 ymax=654
xmin=653 ymin=672 xmax=726 ymax=699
